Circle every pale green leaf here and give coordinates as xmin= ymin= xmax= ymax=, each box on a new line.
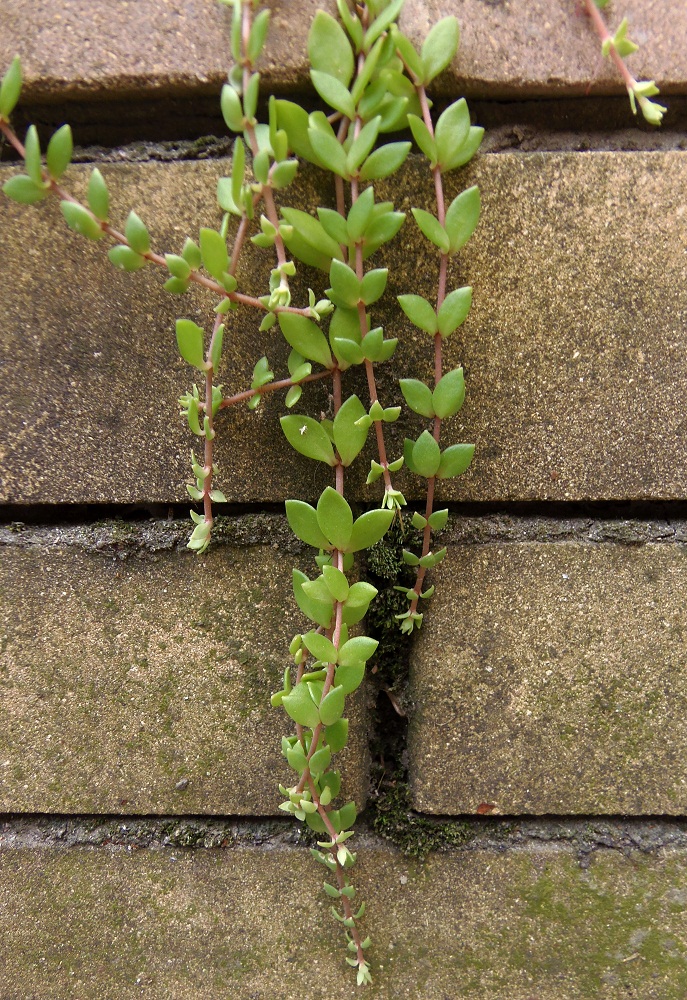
xmin=280 ymin=416 xmax=337 ymax=465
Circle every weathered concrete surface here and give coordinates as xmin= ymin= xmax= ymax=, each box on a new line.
xmin=0 ymin=0 xmax=685 ymax=104
xmin=2 ymin=151 xmax=687 ymax=504
xmin=0 ymin=518 xmax=369 ymax=814
xmin=2 ymin=841 xmax=687 ymax=998
xmin=409 ymin=534 xmax=687 ymax=815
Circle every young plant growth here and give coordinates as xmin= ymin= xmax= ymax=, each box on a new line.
xmin=584 ymin=0 xmax=665 ymax=124
xmin=0 ymin=0 xmax=482 ymax=983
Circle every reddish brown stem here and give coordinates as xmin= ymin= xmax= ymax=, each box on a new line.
xmin=583 ymin=0 xmax=638 ymax=92
xmin=218 ymin=367 xmax=333 ymax=409
xmin=0 ymin=119 xmax=316 ymax=317
xmin=406 ymin=79 xmax=455 ymax=616
xmin=201 ymin=313 xmax=224 ymax=526
xmin=241 ymin=2 xmax=290 ymax=279
xmin=306 ymin=776 xmax=366 ymax=967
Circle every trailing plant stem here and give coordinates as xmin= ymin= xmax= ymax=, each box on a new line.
xmin=0 ymin=120 xmax=310 ymax=314
xmin=201 ymin=313 xmax=224 ymax=525
xmin=218 ymin=367 xmax=333 ymax=409
xmin=241 ymin=1 xmax=290 ymax=281
xmin=406 ymin=79 xmax=451 ymax=614
xmin=583 ymin=0 xmax=636 ymax=92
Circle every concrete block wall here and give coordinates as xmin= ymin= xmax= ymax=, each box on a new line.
xmin=2 ymin=1 xmax=687 ymax=996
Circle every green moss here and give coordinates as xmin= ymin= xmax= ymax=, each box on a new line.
xmin=372 ymin=777 xmax=475 ymax=858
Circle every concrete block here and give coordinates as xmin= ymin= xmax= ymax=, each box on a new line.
xmin=3 ymin=152 xmax=687 ymax=504
xmin=1 ymin=837 xmax=687 ymax=997
xmin=409 ymin=522 xmax=687 ymax=814
xmin=0 ymin=518 xmax=369 ymax=814
xmin=0 ymin=1 xmax=684 ymax=104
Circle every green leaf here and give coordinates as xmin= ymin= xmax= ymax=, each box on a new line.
xmin=346 ymin=186 xmax=375 ymax=243
xmin=311 ymin=70 xmax=356 ymax=120
xmin=342 ymin=581 xmax=378 ymax=625
xmin=108 ymin=245 xmax=146 ymax=271
xmin=182 ymin=237 xmax=202 ymax=270
xmin=350 ymin=35 xmax=385 ymax=105
xmin=412 ymin=430 xmax=441 ymax=477
xmin=397 ymin=294 xmax=438 ymax=335
xmin=445 ymin=186 xmax=481 ymax=252
xmin=210 ymin=325 xmax=224 ymax=372
xmin=199 ymin=228 xmax=229 ymax=281
xmin=282 ymin=683 xmax=321 ymax=729
xmin=231 ymin=137 xmax=245 ymax=208
xmin=364 ymin=0 xmax=404 ymax=49
xmin=221 ymin=84 xmax=243 ymax=131
xmin=165 ymin=254 xmax=191 ymax=281
xmin=407 ymin=114 xmax=437 ymax=162
xmin=275 ymin=100 xmax=322 ymax=165
xmin=308 ymin=10 xmax=355 ymax=87
xmin=437 ymin=443 xmax=474 ymax=479
xmin=87 ymin=168 xmax=109 ymax=221
xmin=286 ymin=500 xmax=331 ymax=549
xmin=243 ymin=72 xmax=260 ymax=121
xmin=360 ymin=268 xmax=388 ymax=306
xmin=338 ymin=636 xmax=378 ymax=666
xmin=435 ymin=98 xmax=470 ymax=172
xmin=317 ymin=487 xmax=353 ymax=551
xmin=391 ymin=25 xmax=423 ymax=77
xmin=319 ymin=685 xmax=346 ymax=726
xmin=2 ymin=174 xmax=46 ymax=204
xmin=449 ymin=126 xmax=484 ymax=170
xmin=176 ymin=319 xmax=206 ymax=370
xmin=46 ymin=124 xmax=72 ymax=179
xmin=346 ymin=117 xmax=381 ymax=174
xmin=280 ymin=416 xmax=337 ymax=465
xmin=322 ymin=564 xmax=349 ymax=602
xmin=333 ymin=394 xmax=368 ymax=466
xmin=325 ymin=718 xmax=349 ymax=753
xmin=347 ymin=509 xmax=394 ymax=552
xmin=400 ymin=378 xmax=435 ymax=418
xmin=0 ymin=56 xmax=22 ymax=119
xmin=433 ymin=367 xmax=465 ymax=418
xmin=359 ymin=141 xmax=411 ymax=181
xmin=309 ymin=745 xmax=332 ymax=777
xmin=306 ymin=811 xmax=328 ymax=833
xmin=248 ymin=8 xmax=271 ymax=61
xmin=328 ymin=259 xmax=361 ymax=309
xmin=164 ymin=276 xmax=189 ymax=294
xmin=338 ymin=800 xmax=357 ymax=830
xmin=271 ymin=159 xmax=299 ymax=190
xmin=279 ymin=313 xmax=333 ymax=369
xmin=60 ymin=201 xmax=104 ymax=241
xmin=411 ymin=208 xmax=450 ymax=253
xmin=317 ymin=207 xmax=349 ymax=246
xmin=303 ymin=630 xmax=338 ymax=663
xmin=293 ymin=569 xmax=334 ymax=629
xmin=421 ymin=16 xmax=459 ymax=84
xmin=23 ymin=125 xmax=42 ymax=184
xmin=428 ymin=508 xmax=449 ymax=530
xmin=281 ymin=208 xmax=342 ymax=264
xmin=437 ymin=287 xmax=472 ymax=337
xmin=125 ymin=211 xmax=150 ymax=254
xmin=334 ymin=662 xmax=365 ymax=695
xmin=308 ymin=126 xmax=349 ymax=179
xmin=363 ymin=210 xmax=405 ymax=255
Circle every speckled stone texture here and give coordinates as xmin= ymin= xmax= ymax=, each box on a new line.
xmin=0 ymin=518 xmax=368 ymax=815
xmin=409 ymin=532 xmax=687 ymax=815
xmin=2 ymin=841 xmax=687 ymax=998
xmin=2 ymin=152 xmax=687 ymax=504
xmin=0 ymin=0 xmax=685 ymax=102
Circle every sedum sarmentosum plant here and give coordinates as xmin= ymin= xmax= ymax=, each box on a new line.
xmin=0 ymin=0 xmax=482 ymax=983
xmin=583 ymin=0 xmax=666 ymax=125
